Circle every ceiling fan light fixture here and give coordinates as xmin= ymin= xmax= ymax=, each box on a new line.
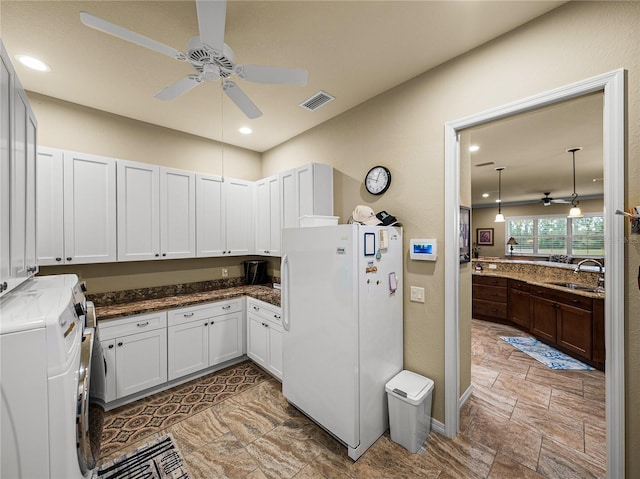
xmin=567 ymin=147 xmax=583 ymax=218
xmin=494 ymin=167 xmax=505 ymax=223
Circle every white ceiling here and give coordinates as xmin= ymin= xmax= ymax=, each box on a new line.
xmin=1 ymin=0 xmax=565 ymax=153
xmin=466 ymin=92 xmax=604 ymax=207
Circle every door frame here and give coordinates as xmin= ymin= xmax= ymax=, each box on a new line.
xmin=444 ymin=69 xmax=625 ymax=478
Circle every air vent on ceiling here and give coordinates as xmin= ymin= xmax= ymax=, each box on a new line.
xmin=474 ymin=161 xmax=496 ymax=167
xmin=299 ymin=91 xmax=335 ymax=111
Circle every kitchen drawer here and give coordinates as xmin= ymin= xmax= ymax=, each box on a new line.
xmin=247 ymin=298 xmax=282 ymax=326
xmin=473 ymin=275 xmax=508 ymax=287
xmin=472 ymin=299 xmax=507 ymax=320
xmin=509 ymin=279 xmax=530 ymax=292
xmin=99 ymin=311 xmax=167 ymax=340
xmin=168 ymin=299 xmax=242 ymax=326
xmin=529 ymin=285 xmax=592 ymax=311
xmin=473 ymin=284 xmax=507 ymax=303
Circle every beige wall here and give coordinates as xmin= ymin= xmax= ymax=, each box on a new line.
xmin=28 ymin=92 xmax=262 ymax=180
xmin=472 ymin=198 xmax=604 ymax=258
xmin=262 ymin=2 xmax=640 ymax=474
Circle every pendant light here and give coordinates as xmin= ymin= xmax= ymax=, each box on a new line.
xmin=567 ymin=147 xmax=583 ymax=218
xmin=494 ymin=167 xmax=505 ymax=223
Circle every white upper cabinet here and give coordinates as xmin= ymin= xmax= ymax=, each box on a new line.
xmin=197 ymin=175 xmax=253 ymax=257
xmin=1 ymin=40 xmax=38 ymax=296
xmin=117 ymin=160 xmax=195 ymax=261
xmin=254 ymin=175 xmax=280 ymax=256
xmin=1 ymin=47 xmax=11 ymax=292
xmin=280 ymin=163 xmax=333 ymax=230
xmin=36 ymin=148 xmax=117 ymax=265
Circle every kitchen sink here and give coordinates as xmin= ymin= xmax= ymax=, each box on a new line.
xmin=547 ymin=282 xmax=601 ymax=293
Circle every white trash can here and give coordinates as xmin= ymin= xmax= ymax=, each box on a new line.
xmin=385 ymin=370 xmax=434 ymax=453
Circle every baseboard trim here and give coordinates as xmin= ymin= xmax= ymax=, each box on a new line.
xmin=459 ymin=384 xmax=473 ymax=408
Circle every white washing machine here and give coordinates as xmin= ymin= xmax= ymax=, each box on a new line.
xmin=0 ymin=276 xmax=94 ymax=478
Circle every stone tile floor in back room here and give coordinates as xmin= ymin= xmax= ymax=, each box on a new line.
xmin=98 ymin=319 xmax=606 ymax=479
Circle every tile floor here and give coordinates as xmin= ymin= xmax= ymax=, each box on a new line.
xmin=99 ymin=319 xmax=606 ymax=478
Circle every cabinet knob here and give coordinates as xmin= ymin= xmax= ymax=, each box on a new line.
xmin=67 ymin=257 xmax=72 ymax=261
xmin=155 ymin=254 xmax=160 ymax=257
xmin=108 ymin=344 xmax=114 ymax=349
xmin=1 ymin=281 xmax=7 ymax=292
xmin=162 ymin=253 xmax=166 ymax=257
xmin=117 ymin=342 xmax=123 ymax=347
xmin=27 ymin=266 xmax=37 ymax=273
xmin=56 ymin=257 xmax=62 ymax=262
xmin=204 ymin=322 xmax=208 ymax=326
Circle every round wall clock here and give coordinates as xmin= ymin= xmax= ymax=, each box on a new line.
xmin=365 ymin=165 xmax=392 ymax=195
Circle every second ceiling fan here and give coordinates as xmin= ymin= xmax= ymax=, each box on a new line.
xmin=80 ymin=0 xmax=308 ymax=119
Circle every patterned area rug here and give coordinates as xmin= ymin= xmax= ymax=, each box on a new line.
xmin=100 ymin=361 xmax=269 ymax=458
xmin=94 ymin=434 xmax=189 ymax=479
xmin=501 ymin=336 xmax=594 ymax=370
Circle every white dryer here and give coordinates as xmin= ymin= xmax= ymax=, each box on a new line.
xmin=0 ymin=277 xmax=92 ymax=478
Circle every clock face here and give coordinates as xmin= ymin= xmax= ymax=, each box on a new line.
xmin=365 ymin=166 xmax=391 ymax=195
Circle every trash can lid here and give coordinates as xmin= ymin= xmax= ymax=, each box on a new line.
xmin=385 ymin=370 xmax=434 ymax=405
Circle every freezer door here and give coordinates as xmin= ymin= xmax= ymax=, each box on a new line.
xmin=281 ymin=225 xmax=359 ymax=448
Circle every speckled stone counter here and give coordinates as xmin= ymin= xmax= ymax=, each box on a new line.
xmin=89 ymin=280 xmax=281 ymax=321
xmin=472 ymin=259 xmax=605 ymax=299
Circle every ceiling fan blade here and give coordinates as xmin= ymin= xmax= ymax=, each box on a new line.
xmin=223 ymin=81 xmax=262 ymax=119
xmin=155 ymin=75 xmax=202 ymax=101
xmin=80 ymin=12 xmax=187 ymax=61
xmin=236 ymin=64 xmax=308 ymax=86
xmin=196 ymin=0 xmax=227 ymax=54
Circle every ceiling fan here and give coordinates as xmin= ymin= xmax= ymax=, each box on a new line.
xmin=80 ymin=1 xmax=308 ymax=119
xmin=541 ymin=192 xmax=570 ymax=206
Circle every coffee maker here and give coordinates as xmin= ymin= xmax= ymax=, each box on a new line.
xmin=244 ymin=260 xmax=267 ymax=285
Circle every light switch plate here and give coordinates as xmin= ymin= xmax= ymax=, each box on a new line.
xmin=410 ymin=286 xmax=425 ymax=303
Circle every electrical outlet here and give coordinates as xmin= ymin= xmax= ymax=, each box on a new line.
xmin=410 ymin=286 xmax=425 ymax=303
xmin=488 ymin=264 xmax=497 ymax=269
xmin=221 ymin=268 xmax=228 ymax=278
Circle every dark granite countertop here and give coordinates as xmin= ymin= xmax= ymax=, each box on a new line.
xmin=93 ymin=284 xmax=280 ymax=322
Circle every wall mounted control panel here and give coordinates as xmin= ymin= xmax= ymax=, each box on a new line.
xmin=409 ymin=239 xmax=437 ymax=261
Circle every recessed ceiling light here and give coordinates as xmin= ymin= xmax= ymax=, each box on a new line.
xmin=469 ymin=145 xmax=480 ymax=152
xmin=482 ymin=193 xmax=490 ymax=198
xmin=16 ymin=55 xmax=50 ymax=72
xmin=238 ymin=127 xmax=252 ymax=135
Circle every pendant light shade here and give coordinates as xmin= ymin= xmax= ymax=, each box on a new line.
xmin=494 ymin=167 xmax=505 ymax=223
xmin=567 ymin=147 xmax=583 ymax=218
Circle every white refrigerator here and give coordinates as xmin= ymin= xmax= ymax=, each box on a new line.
xmin=281 ymin=224 xmax=403 ymax=460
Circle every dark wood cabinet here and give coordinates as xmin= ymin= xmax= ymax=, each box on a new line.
xmin=473 ymin=274 xmax=604 ymax=370
xmin=472 ymin=276 xmax=508 ymax=322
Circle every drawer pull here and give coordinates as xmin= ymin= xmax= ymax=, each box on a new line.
xmin=108 ymin=344 xmax=114 ymax=349
xmin=253 ymin=306 xmax=260 ymax=311
xmin=137 ymin=321 xmax=149 ymax=327
xmin=117 ymin=342 xmax=123 ymax=347
xmin=274 ymin=314 xmax=281 ymax=320
xmin=571 ymin=299 xmax=579 ymax=303
xmin=222 ymin=305 xmax=232 ymax=310
xmin=183 ymin=313 xmax=194 ymax=318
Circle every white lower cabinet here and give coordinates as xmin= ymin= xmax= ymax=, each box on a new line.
xmin=167 ymin=299 xmax=244 ymax=381
xmin=246 ymin=298 xmax=283 ymax=379
xmin=99 ymin=311 xmax=168 ymax=403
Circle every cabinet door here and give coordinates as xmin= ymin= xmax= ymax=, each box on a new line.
xmin=102 ymin=339 xmax=117 ymax=404
xmin=225 ymin=178 xmax=253 ymax=255
xmin=196 ymin=174 xmax=225 ymax=257
xmin=255 ymin=175 xmax=280 ymax=255
xmin=295 ymin=163 xmax=333 ymax=219
xmin=24 ymin=105 xmax=37 ymax=276
xmin=115 ymin=328 xmax=167 ymax=399
xmin=64 ymin=151 xmax=117 ymax=263
xmin=556 ymin=303 xmax=592 ymax=358
xmin=247 ymin=314 xmax=268 ymax=368
xmin=531 ymin=296 xmax=557 ymax=343
xmin=168 ymin=319 xmax=208 ymax=381
xmin=10 ymin=87 xmax=28 ymax=279
xmin=509 ymin=289 xmax=531 ymax=330
xmin=160 ymin=167 xmax=195 ymax=259
xmin=266 ymin=322 xmax=283 ymax=379
xmin=0 ymin=50 xmax=10 ymax=291
xmin=117 ymin=160 xmax=159 ymax=261
xmin=36 ymin=148 xmax=64 ymax=265
xmin=209 ymin=311 xmax=243 ymax=365
xmin=280 ymin=168 xmax=297 ymax=229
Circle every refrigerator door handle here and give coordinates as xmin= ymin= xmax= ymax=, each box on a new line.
xmin=281 ymin=254 xmax=290 ymax=331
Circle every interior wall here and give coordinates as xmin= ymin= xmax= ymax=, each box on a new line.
xmin=27 ymin=92 xmax=262 ymax=179
xmin=472 ymin=198 xmax=604 ymax=258
xmin=262 ymin=2 xmax=640 ymax=472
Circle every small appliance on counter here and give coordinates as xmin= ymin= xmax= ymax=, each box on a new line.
xmin=244 ymin=260 xmax=268 ymax=285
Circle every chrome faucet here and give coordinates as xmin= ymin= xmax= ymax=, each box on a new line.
xmin=574 ymin=259 xmax=605 ymax=291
